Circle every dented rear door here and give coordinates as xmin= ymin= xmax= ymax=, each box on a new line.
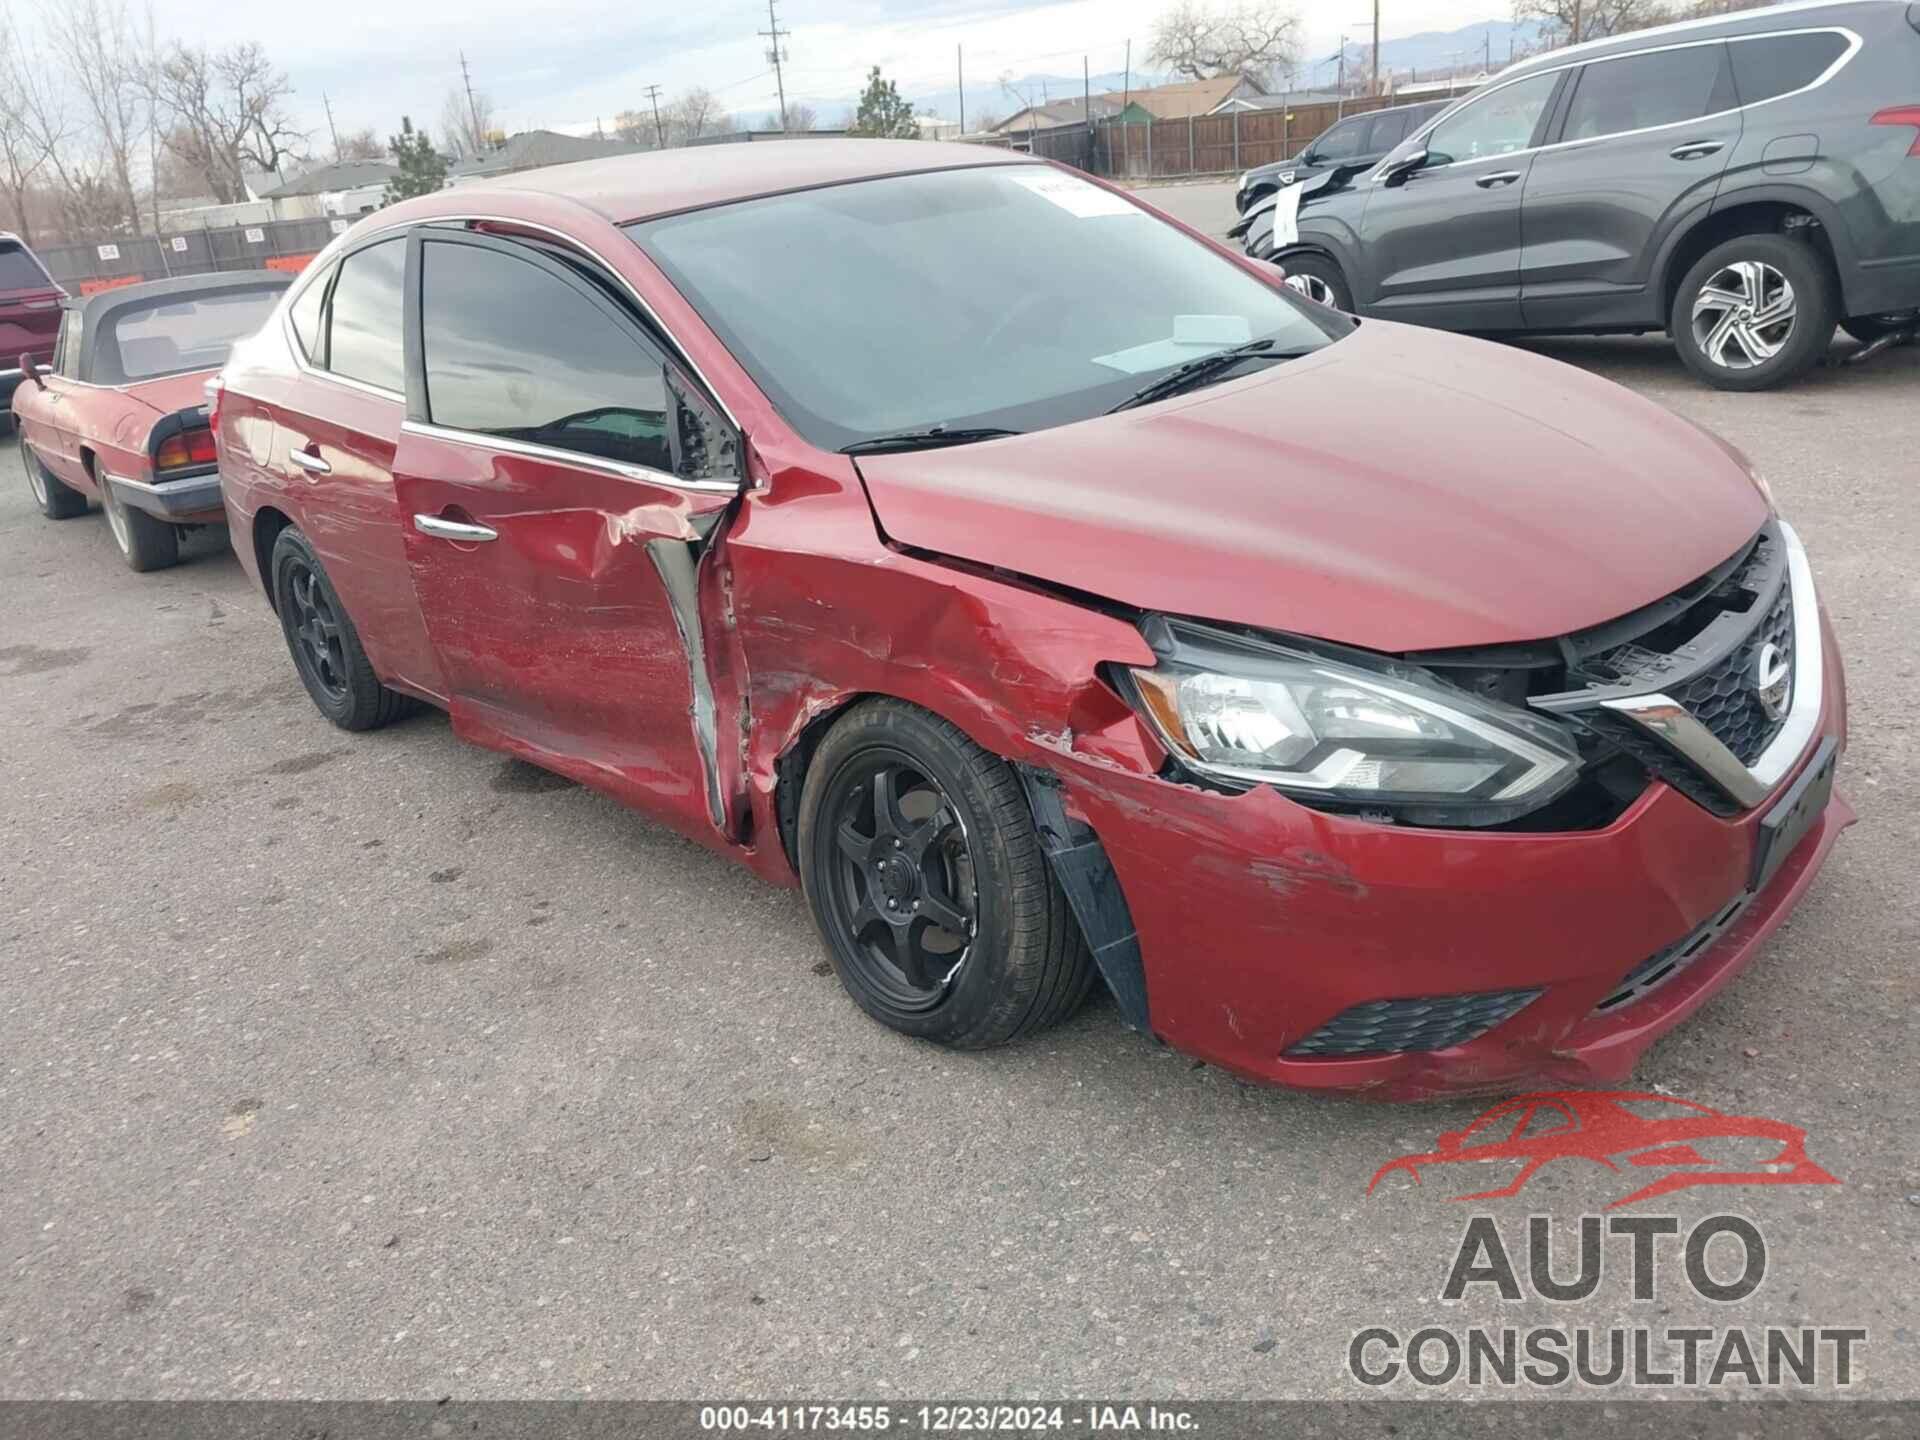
xmin=391 ymin=228 xmax=741 ymax=837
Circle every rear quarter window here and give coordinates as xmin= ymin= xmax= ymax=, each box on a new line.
xmin=1729 ymin=31 xmax=1850 ymax=106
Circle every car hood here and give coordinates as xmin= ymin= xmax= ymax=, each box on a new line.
xmin=852 ymin=321 xmax=1769 ymax=653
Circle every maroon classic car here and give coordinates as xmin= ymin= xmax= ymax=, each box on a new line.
xmin=0 ymin=232 xmax=64 ymax=412
xmin=13 ymin=271 xmax=289 ymax=571
xmin=215 ymin=143 xmax=1849 ymax=1097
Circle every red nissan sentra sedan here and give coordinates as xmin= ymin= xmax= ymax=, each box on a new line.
xmin=215 ymin=142 xmax=1851 ymax=1099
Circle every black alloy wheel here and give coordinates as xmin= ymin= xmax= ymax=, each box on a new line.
xmin=285 ymin=557 xmax=348 ymax=704
xmin=821 ymin=750 xmax=978 ymax=1012
xmin=269 ymin=526 xmax=412 ymax=731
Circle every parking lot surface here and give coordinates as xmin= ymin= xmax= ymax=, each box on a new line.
xmin=3 ymin=205 xmax=1917 ymax=1397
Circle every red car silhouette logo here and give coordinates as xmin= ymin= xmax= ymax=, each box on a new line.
xmin=1368 ymin=1090 xmax=1840 ymax=1209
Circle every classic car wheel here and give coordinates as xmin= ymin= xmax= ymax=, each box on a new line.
xmin=270 ymin=526 xmax=412 ymax=731
xmin=18 ymin=433 xmax=87 ymax=520
xmin=1671 ymin=234 xmax=1835 ymax=392
xmin=798 ymin=699 xmax=1095 ymax=1049
xmin=98 ymin=469 xmax=180 ymax=572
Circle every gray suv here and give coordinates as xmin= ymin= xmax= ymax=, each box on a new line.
xmin=1238 ymin=0 xmax=1920 ymax=389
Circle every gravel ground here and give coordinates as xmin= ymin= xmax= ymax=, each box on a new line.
xmin=2 ymin=215 xmax=1916 ymax=1400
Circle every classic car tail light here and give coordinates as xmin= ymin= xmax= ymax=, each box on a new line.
xmin=1871 ymin=105 xmax=1920 ymax=157
xmin=155 ymin=426 xmax=218 ymax=471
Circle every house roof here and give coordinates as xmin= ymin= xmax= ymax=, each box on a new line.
xmin=993 ymin=96 xmax=1127 ymax=134
xmin=258 ymin=160 xmax=398 ymax=198
xmin=1121 ymin=74 xmax=1264 ymax=118
xmin=449 ymin=129 xmax=645 ymax=178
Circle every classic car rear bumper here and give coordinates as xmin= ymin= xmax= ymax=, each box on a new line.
xmin=106 ymin=468 xmax=226 ymax=524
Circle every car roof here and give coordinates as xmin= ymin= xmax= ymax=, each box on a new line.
xmin=1495 ymin=0 xmax=1900 ymax=79
xmin=457 ymin=138 xmax=1042 ymax=225
xmin=71 ymin=270 xmax=291 ymax=383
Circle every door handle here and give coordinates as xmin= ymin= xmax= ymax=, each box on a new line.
xmin=289 ymin=445 xmax=330 ymax=474
xmin=414 ymin=512 xmax=498 ymax=543
xmin=1475 ymin=170 xmax=1522 ymax=188
xmin=1669 ymin=140 xmax=1724 ymax=160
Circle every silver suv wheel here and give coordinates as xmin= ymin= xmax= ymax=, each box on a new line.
xmin=1691 ymin=260 xmax=1797 ymax=371
xmin=1284 ymin=273 xmax=1335 ymax=307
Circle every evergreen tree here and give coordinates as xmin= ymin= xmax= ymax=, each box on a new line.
xmin=384 ymin=116 xmax=448 ymax=203
xmin=849 ymin=67 xmax=918 ymax=139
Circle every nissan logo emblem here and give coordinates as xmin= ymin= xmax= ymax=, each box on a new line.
xmin=1755 ymin=641 xmax=1792 ymax=720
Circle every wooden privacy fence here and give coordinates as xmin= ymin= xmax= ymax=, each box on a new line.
xmin=993 ymin=94 xmax=1423 ymax=180
xmin=34 ymin=216 xmax=342 ymax=295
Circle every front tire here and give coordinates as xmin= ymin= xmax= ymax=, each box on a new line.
xmin=19 ymin=433 xmax=86 ymax=519
xmin=270 ymin=526 xmax=410 ymax=731
xmin=99 ymin=471 xmax=180 ymax=572
xmin=1279 ymin=253 xmax=1352 ymax=311
xmin=798 ymin=699 xmax=1095 ymax=1049
xmin=1671 ymin=234 xmax=1835 ymax=391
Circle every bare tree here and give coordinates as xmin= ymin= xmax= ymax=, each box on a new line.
xmin=1512 ymin=0 xmax=1671 ymax=45
xmin=335 ymin=127 xmax=384 ymax=162
xmin=40 ymin=0 xmax=150 ymax=231
xmin=150 ymin=40 xmax=303 ymax=204
xmin=0 ymin=17 xmax=60 ymax=243
xmin=1148 ymin=0 xmax=1299 ymax=85
xmin=784 ymin=102 xmax=818 ymax=132
xmin=612 ymin=108 xmax=659 ymax=149
xmin=660 ymin=88 xmax=735 ymax=147
xmin=440 ymin=84 xmax=497 ymax=160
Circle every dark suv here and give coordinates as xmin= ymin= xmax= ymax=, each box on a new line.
xmin=1233 ymin=101 xmax=1448 ymax=213
xmin=1236 ymin=0 xmax=1920 ymax=389
xmin=0 ymin=233 xmax=64 ymax=417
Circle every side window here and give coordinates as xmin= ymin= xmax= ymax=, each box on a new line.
xmin=1562 ymin=44 xmax=1735 ymax=143
xmin=1369 ymin=110 xmax=1412 ymax=152
xmin=327 ymin=239 xmax=405 ymax=392
xmin=57 ymin=309 xmax=83 ymax=380
xmin=1729 ymin=32 xmax=1849 ymax=107
xmin=288 ymin=262 xmax=333 ymax=364
xmin=1423 ymin=71 xmax=1561 ymax=165
xmin=1311 ymin=117 xmax=1368 ymax=162
xmin=420 ymin=238 xmax=737 ymax=481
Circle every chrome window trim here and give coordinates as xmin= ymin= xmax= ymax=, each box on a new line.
xmin=1602 ymin=519 xmax=1824 ymax=811
xmin=1371 ymin=26 xmax=1863 ymax=182
xmin=399 ymin=419 xmax=741 ymax=496
xmin=277 ymin=214 xmax=742 ymax=432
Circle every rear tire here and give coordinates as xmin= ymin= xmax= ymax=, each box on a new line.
xmin=99 ymin=471 xmax=180 ymax=572
xmin=19 ymin=433 xmax=86 ymax=519
xmin=798 ymin=699 xmax=1095 ymax=1049
xmin=1671 ymin=234 xmax=1835 ymax=391
xmin=270 ymin=526 xmax=411 ymax=731
xmin=1279 ymin=253 xmax=1352 ymax=312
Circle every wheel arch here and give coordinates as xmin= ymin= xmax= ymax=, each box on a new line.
xmin=252 ymin=505 xmax=296 ymax=611
xmin=1658 ymin=192 xmax=1849 ymax=324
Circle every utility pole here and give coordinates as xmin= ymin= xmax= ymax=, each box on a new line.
xmin=1336 ymin=34 xmax=1347 ymax=119
xmin=1084 ymin=55 xmax=1092 ymax=167
xmin=1371 ymin=0 xmax=1381 ymax=96
xmin=459 ymin=51 xmax=483 ymax=154
xmin=1571 ymin=0 xmax=1583 ymax=46
xmin=1123 ymin=38 xmax=1131 ymax=113
xmin=322 ymin=92 xmax=341 ymax=161
xmin=957 ymin=45 xmax=965 ymax=133
xmin=759 ymin=0 xmax=792 ymax=132
xmin=644 ymin=84 xmax=665 ymax=148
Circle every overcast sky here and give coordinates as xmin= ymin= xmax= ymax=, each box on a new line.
xmin=129 ymin=0 xmax=1498 ymax=147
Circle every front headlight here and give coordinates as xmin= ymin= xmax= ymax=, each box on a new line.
xmin=1237 ymin=170 xmax=1252 ymax=192
xmin=1125 ymin=621 xmax=1580 ymax=820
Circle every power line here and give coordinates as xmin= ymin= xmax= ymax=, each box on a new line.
xmin=758 ymin=0 xmax=792 ymax=132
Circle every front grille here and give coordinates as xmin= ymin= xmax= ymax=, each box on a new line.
xmin=1593 ymin=892 xmax=1751 ymax=1014
xmin=1285 ymin=988 xmax=1541 ymax=1057
xmin=1668 ymin=578 xmax=1793 ymax=766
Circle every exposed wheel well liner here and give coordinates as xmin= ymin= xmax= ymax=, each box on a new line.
xmin=253 ymin=506 xmax=295 ymax=611
xmin=1661 ymin=199 xmax=1843 ymax=322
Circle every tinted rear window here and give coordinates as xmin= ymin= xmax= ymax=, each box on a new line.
xmin=0 ymin=243 xmax=50 ymax=292
xmin=99 ymin=288 xmax=284 ymax=382
xmin=1563 ymin=43 xmax=1734 ymax=142
xmin=327 ymin=238 xmax=406 ymax=392
xmin=1729 ymin=32 xmax=1850 ymax=106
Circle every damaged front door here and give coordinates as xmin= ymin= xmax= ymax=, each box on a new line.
xmin=391 ymin=228 xmax=742 ymax=837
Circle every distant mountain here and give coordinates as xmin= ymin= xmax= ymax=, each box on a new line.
xmin=768 ymin=69 xmax=1175 ymax=131
xmin=1294 ymin=20 xmax=1551 ymax=88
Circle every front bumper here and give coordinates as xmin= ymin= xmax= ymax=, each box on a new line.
xmin=1062 ymin=609 xmax=1851 ymax=1100
xmin=106 ymin=467 xmax=226 ymax=525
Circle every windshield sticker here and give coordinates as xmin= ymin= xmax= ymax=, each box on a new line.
xmin=1009 ymin=170 xmax=1138 ymax=218
xmin=1273 ymin=183 xmax=1304 ymax=249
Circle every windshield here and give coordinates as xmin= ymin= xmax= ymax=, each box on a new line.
xmin=628 ymin=164 xmax=1341 ymax=451
xmin=98 ymin=287 xmax=283 ymax=383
